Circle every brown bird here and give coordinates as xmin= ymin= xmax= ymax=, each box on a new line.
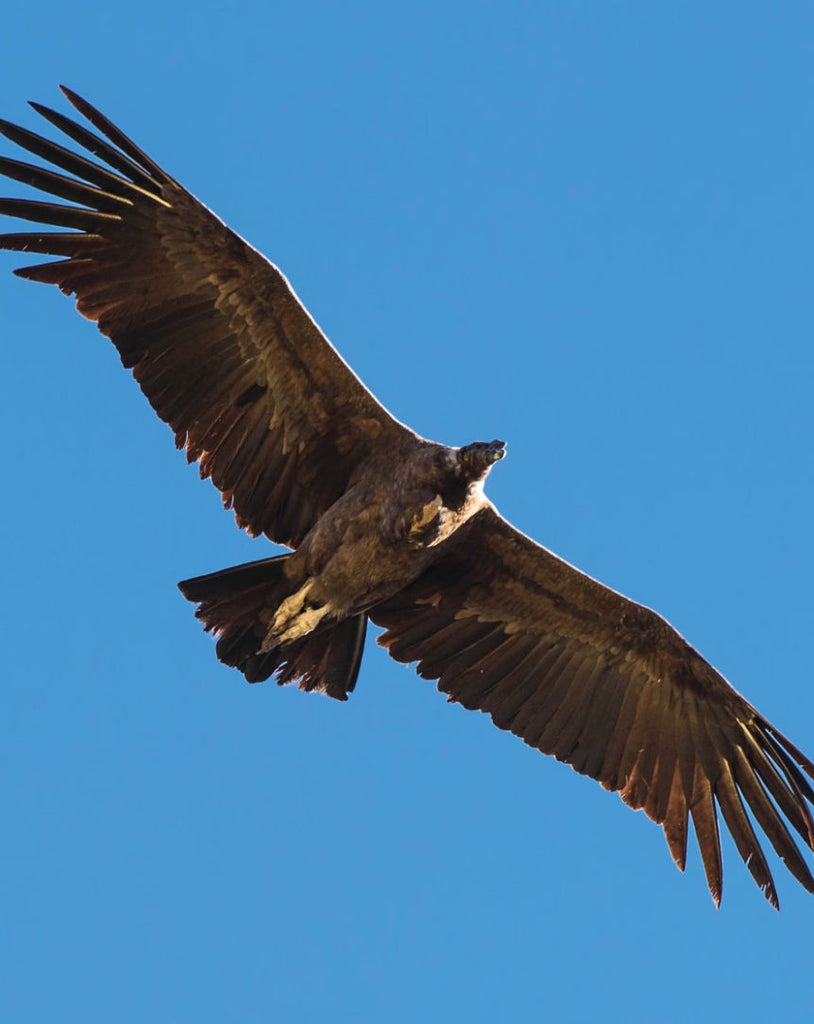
xmin=1 ymin=87 xmax=812 ymax=908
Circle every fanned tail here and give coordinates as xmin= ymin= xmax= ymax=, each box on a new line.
xmin=179 ymin=555 xmax=367 ymax=701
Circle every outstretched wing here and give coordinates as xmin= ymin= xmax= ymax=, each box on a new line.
xmin=0 ymin=87 xmax=416 ymax=547
xmin=371 ymin=506 xmax=814 ymax=907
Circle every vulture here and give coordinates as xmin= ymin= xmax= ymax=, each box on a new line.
xmin=1 ymin=88 xmax=812 ymax=909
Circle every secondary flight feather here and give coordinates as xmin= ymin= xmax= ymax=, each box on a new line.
xmin=1 ymin=87 xmax=812 ymax=908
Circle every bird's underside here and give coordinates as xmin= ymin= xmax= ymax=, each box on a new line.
xmin=1 ymin=87 xmax=813 ymax=909
xmin=179 ymin=440 xmax=506 ymax=697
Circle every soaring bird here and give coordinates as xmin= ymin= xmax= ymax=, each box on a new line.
xmin=1 ymin=88 xmax=812 ymax=908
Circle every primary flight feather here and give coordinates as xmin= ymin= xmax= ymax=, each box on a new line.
xmin=1 ymin=87 xmax=812 ymax=908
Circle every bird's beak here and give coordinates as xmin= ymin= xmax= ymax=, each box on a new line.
xmin=488 ymin=440 xmax=506 ymax=462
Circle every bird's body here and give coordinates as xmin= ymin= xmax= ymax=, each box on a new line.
xmin=1 ymin=87 xmax=813 ymax=907
xmin=183 ymin=438 xmax=503 ymax=693
xmin=283 ymin=440 xmax=501 ymax=617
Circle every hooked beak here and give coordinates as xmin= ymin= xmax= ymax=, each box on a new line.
xmin=459 ymin=439 xmax=507 ymax=481
xmin=487 ymin=439 xmax=507 ymax=462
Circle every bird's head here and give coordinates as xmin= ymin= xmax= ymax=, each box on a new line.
xmin=458 ymin=439 xmax=506 ymax=482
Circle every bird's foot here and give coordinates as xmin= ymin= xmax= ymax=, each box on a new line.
xmin=270 ymin=579 xmax=314 ymax=636
xmin=264 ymin=579 xmax=333 ymax=646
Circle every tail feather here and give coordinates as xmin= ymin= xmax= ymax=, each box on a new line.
xmin=178 ymin=554 xmax=290 ymax=602
xmin=178 ymin=555 xmax=367 ymax=701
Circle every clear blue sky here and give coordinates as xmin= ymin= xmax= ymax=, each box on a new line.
xmin=2 ymin=3 xmax=813 ymax=1022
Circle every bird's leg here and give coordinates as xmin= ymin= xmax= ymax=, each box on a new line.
xmin=276 ymin=603 xmax=333 ymax=644
xmin=270 ymin=579 xmax=315 ymax=635
xmin=264 ymin=579 xmax=333 ymax=646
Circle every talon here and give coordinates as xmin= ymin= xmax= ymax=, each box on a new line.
xmin=271 ymin=579 xmax=314 ymax=634
xmin=277 ymin=603 xmax=333 ymax=644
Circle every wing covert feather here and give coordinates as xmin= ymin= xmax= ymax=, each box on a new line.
xmin=0 ymin=88 xmax=415 ymax=547
xmin=371 ymin=506 xmax=814 ymax=907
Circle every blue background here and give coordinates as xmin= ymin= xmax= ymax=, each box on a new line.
xmin=2 ymin=3 xmax=813 ymax=1021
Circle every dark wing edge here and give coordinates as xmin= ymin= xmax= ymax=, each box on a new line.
xmin=0 ymin=87 xmax=417 ymax=548
xmin=370 ymin=506 xmax=814 ymax=908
